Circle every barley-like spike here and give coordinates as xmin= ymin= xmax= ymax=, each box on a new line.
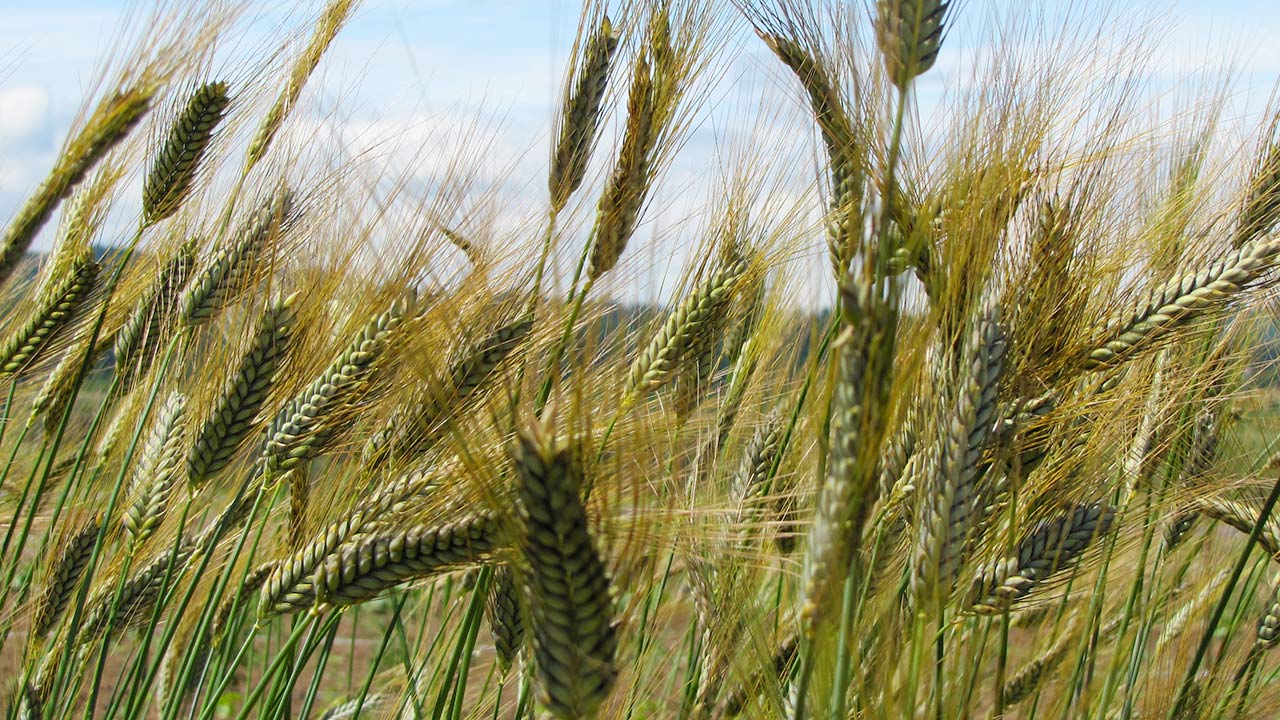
xmin=181 ymin=189 xmax=292 ymax=326
xmin=1236 ymin=124 xmax=1280 ymax=247
xmin=549 ymin=15 xmax=620 ymax=212
xmin=32 ymin=514 xmax=103 ymax=638
xmin=247 ymin=0 xmax=356 ymax=168
xmin=1001 ymin=633 xmax=1072 ymax=707
xmin=0 ymin=255 xmax=99 ymax=379
xmin=629 ymin=255 xmax=747 ymax=395
xmin=967 ymin=503 xmax=1114 ymax=614
xmin=262 ymin=293 xmax=411 ymax=477
xmin=913 ymin=303 xmax=1006 ymax=604
xmin=80 ymin=540 xmax=196 ymax=645
xmin=259 ymin=466 xmax=444 ymax=618
xmin=308 ymin=512 xmax=502 ymax=610
xmin=142 ymin=82 xmax=231 ymax=224
xmin=0 ymin=90 xmax=149 ymax=285
xmin=318 ymin=694 xmax=389 ymax=720
xmin=875 ymin=0 xmax=950 ymax=89
xmin=589 ymin=61 xmax=657 ymax=281
xmin=487 ymin=564 xmax=526 ymax=673
xmin=1085 ymin=237 xmax=1280 ymax=369
xmin=122 ymin=393 xmax=187 ymax=547
xmin=1195 ymin=495 xmax=1280 ymax=559
xmin=513 ymin=426 xmax=617 ymax=719
xmin=289 ymin=462 xmax=309 ymax=551
xmin=113 ymin=238 xmax=198 ymax=385
xmin=1257 ymin=576 xmax=1280 ymax=651
xmin=187 ymin=294 xmax=297 ymax=486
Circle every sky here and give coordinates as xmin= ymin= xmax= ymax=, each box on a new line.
xmin=2 ymin=0 xmax=1280 ymax=303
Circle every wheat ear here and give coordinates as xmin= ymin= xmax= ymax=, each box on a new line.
xmin=875 ymin=0 xmax=950 ymax=89
xmin=181 ymin=188 xmax=292 ymax=326
xmin=549 ymin=15 xmax=620 ymax=212
xmin=31 ymin=514 xmax=103 ymax=639
xmin=486 ymin=565 xmax=526 ymax=673
xmin=1085 ymin=236 xmax=1280 ymax=369
xmin=0 ymin=89 xmax=149 ymax=284
xmin=309 ymin=512 xmax=503 ymax=610
xmin=122 ymin=392 xmax=187 ymax=549
xmin=142 ymin=81 xmax=231 ymax=224
xmin=247 ymin=0 xmax=356 ymax=168
xmin=629 ymin=254 xmax=747 ymax=395
xmin=0 ymin=253 xmax=98 ymax=379
xmin=911 ymin=303 xmax=1006 ymax=606
xmin=966 ymin=503 xmax=1114 ymax=613
xmin=186 ymin=293 xmax=297 ymax=486
xmin=513 ymin=425 xmax=617 ymax=719
xmin=113 ymin=238 xmax=198 ymax=385
xmin=262 ymin=293 xmax=412 ymax=477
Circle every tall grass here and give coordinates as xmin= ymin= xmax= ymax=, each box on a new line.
xmin=4 ymin=0 xmax=1280 ymax=718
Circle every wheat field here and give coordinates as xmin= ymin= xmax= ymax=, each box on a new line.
xmin=3 ymin=0 xmax=1280 ymax=718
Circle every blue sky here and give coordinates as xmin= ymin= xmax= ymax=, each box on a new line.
xmin=3 ymin=0 xmax=1280 ymax=302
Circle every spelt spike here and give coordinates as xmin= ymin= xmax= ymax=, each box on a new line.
xmin=875 ymin=0 xmax=950 ymax=89
xmin=487 ymin=565 xmax=525 ymax=673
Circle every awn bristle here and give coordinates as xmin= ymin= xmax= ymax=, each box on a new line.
xmin=186 ymin=293 xmax=297 ymax=486
xmin=549 ymin=15 xmax=620 ymax=212
xmin=513 ymin=426 xmax=617 ymax=720
xmin=1236 ymin=119 xmax=1280 ymax=247
xmin=142 ymin=81 xmax=231 ymax=224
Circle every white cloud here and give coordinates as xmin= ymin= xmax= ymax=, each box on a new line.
xmin=0 ymin=85 xmax=51 ymax=152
